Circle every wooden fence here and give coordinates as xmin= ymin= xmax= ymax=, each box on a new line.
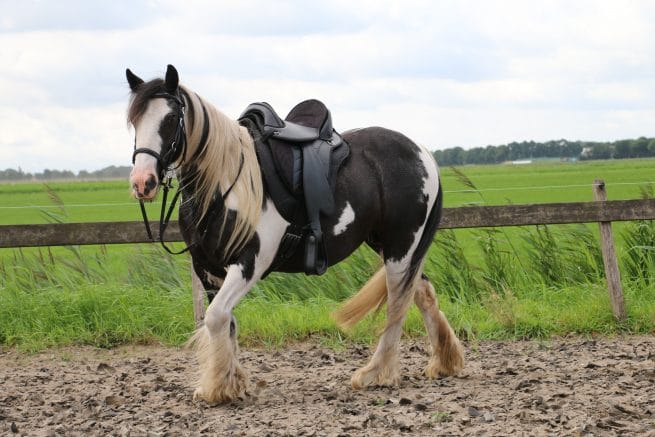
xmin=2 ymin=180 xmax=654 ymax=324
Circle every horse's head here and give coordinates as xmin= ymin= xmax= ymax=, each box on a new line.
xmin=126 ymin=64 xmax=186 ymax=201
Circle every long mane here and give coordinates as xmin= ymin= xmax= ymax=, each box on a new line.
xmin=181 ymin=87 xmax=263 ymax=257
xmin=128 ymin=81 xmax=263 ymax=259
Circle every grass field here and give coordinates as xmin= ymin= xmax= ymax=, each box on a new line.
xmin=1 ymin=158 xmax=654 ymax=351
xmin=2 ymin=158 xmax=654 ymax=224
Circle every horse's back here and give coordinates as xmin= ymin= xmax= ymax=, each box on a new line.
xmin=315 ymin=126 xmax=439 ymax=262
xmin=341 ymin=126 xmax=438 ymax=199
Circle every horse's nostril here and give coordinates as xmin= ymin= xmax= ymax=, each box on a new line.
xmin=145 ymin=175 xmax=158 ymax=192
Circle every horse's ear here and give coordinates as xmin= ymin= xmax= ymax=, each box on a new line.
xmin=165 ymin=64 xmax=179 ymax=93
xmin=126 ymin=68 xmax=144 ymax=91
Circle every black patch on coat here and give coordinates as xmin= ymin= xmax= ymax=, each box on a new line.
xmin=178 ymin=174 xmax=260 ymax=301
xmin=339 ymin=127 xmax=430 ymax=269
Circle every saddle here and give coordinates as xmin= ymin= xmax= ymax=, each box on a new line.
xmin=238 ymin=99 xmax=350 ymax=275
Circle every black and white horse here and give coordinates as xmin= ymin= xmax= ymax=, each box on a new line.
xmin=127 ymin=65 xmax=464 ymax=404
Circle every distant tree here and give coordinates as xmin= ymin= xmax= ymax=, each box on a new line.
xmin=631 ymin=137 xmax=650 ymax=158
xmin=494 ymin=145 xmax=509 ymax=162
xmin=648 ymin=139 xmax=655 ymax=156
xmin=613 ymin=140 xmax=632 ymax=159
xmin=591 ymin=144 xmax=613 ymax=160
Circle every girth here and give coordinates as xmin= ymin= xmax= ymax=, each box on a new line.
xmin=239 ymin=99 xmax=350 ymax=275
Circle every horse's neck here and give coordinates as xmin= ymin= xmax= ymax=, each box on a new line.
xmin=181 ymin=93 xmax=239 ymax=187
xmin=177 ymin=91 xmax=247 ymax=215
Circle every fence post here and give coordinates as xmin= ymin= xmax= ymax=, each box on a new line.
xmin=191 ymin=267 xmax=206 ymax=328
xmin=593 ymin=179 xmax=626 ymax=321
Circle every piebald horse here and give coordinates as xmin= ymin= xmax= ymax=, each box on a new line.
xmin=127 ymin=65 xmax=464 ymax=404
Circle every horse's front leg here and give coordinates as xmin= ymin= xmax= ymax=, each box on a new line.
xmin=190 ymin=202 xmax=288 ymax=404
xmin=189 ymin=260 xmax=260 ymax=404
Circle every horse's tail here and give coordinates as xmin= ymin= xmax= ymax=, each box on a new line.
xmin=332 ymin=267 xmax=388 ymax=329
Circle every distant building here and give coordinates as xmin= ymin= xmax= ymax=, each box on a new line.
xmin=580 ymin=147 xmax=593 ymax=159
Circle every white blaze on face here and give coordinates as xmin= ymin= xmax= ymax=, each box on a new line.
xmin=333 ymin=202 xmax=355 ymax=236
xmin=129 ymin=99 xmax=170 ymax=199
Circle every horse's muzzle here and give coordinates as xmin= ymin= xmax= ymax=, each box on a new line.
xmin=131 ymin=173 xmax=159 ymax=200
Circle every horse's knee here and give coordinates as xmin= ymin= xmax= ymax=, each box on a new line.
xmin=204 ymin=310 xmax=232 ymax=334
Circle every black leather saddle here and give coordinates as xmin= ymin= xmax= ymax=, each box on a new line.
xmin=239 ymin=99 xmax=350 ymax=275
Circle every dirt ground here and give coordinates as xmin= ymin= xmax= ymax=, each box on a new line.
xmin=1 ymin=335 xmax=654 ymax=436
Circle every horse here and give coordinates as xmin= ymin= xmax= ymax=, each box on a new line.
xmin=126 ymin=64 xmax=464 ymax=404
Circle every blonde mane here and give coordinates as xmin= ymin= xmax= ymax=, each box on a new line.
xmin=181 ymin=87 xmax=263 ymax=258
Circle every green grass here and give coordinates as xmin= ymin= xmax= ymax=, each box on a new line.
xmin=0 ymin=180 xmax=162 ymax=224
xmin=1 ymin=158 xmax=655 ymax=351
xmin=2 ymin=158 xmax=654 ymax=224
xmin=2 ymin=272 xmax=653 ymax=353
xmin=441 ymin=158 xmax=655 ymax=207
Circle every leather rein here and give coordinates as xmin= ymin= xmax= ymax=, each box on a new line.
xmin=132 ymin=91 xmax=244 ymax=255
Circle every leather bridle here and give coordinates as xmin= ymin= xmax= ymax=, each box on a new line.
xmin=132 ymin=91 xmax=189 ymax=254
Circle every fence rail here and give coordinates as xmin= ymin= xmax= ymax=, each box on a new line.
xmin=3 ymin=189 xmax=653 ymax=324
xmin=2 ymin=199 xmax=655 ymax=248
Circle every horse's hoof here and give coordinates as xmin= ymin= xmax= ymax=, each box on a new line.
xmin=351 ymin=365 xmax=400 ymax=389
xmin=193 ymin=387 xmax=208 ymax=403
xmin=425 ymin=342 xmax=465 ymax=378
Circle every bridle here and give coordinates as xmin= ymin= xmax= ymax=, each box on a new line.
xmin=132 ymin=92 xmax=188 ymax=180
xmin=131 ymin=90 xmax=244 ymax=255
xmin=132 ymin=91 xmax=189 ymax=254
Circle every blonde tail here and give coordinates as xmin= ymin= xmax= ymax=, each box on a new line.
xmin=332 ymin=267 xmax=388 ymax=329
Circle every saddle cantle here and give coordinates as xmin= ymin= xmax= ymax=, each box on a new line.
xmin=238 ymin=99 xmax=350 ymax=275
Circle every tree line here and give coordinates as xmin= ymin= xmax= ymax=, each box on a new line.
xmin=0 ymin=166 xmax=132 ymax=181
xmin=1 ymin=136 xmax=654 ymax=181
xmin=433 ymin=137 xmax=655 ymax=166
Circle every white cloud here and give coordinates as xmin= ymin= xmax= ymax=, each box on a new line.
xmin=0 ymin=0 xmax=654 ymax=173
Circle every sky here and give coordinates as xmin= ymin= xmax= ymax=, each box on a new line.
xmin=1 ymin=0 xmax=654 ymax=173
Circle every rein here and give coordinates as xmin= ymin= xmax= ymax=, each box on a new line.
xmin=133 ymin=91 xmax=246 ymax=255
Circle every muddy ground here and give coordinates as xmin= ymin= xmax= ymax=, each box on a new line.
xmin=1 ymin=336 xmax=654 ymax=436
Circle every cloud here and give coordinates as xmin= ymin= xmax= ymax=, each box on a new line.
xmin=0 ymin=0 xmax=161 ymax=31
xmin=0 ymin=0 xmax=654 ymax=173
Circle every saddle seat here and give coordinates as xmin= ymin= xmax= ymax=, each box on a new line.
xmin=238 ymin=99 xmax=350 ymax=275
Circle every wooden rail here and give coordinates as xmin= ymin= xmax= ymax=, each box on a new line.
xmin=2 ymin=199 xmax=655 ymax=248
xmin=3 ymin=192 xmax=651 ymax=323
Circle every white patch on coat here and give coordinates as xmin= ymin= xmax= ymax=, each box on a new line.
xmin=333 ymin=202 xmax=355 ymax=236
xmin=209 ymin=199 xmax=289 ymax=314
xmin=253 ymin=199 xmax=290 ymax=271
xmin=418 ymin=145 xmax=440 ymax=206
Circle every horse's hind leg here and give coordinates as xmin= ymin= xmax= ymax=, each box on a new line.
xmin=414 ymin=275 xmax=464 ymax=377
xmin=351 ymin=262 xmax=416 ymax=388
